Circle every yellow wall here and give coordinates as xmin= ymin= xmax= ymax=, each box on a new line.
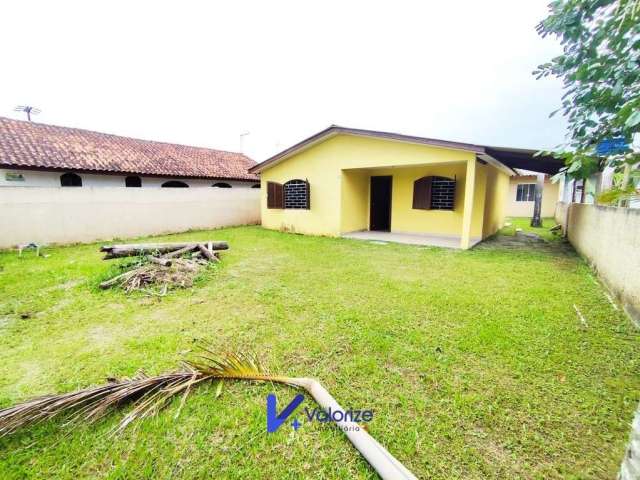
xmin=505 ymin=177 xmax=560 ymax=217
xmin=482 ymin=166 xmax=510 ymax=238
xmin=259 ymin=137 xmax=344 ymax=235
xmin=259 ymin=134 xmax=508 ymax=242
xmin=340 ymin=169 xmax=369 ymax=233
xmin=472 ymin=163 xmax=488 ymax=239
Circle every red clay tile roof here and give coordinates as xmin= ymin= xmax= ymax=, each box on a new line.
xmin=0 ymin=117 xmax=258 ymax=181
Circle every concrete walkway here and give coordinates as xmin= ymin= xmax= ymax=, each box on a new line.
xmin=342 ymin=231 xmax=476 ymax=248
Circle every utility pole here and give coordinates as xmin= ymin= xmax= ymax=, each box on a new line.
xmin=14 ymin=105 xmax=41 ymax=122
xmin=530 ymin=173 xmax=545 ymax=227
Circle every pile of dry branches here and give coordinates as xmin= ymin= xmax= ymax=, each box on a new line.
xmin=99 ymin=241 xmax=228 ymax=293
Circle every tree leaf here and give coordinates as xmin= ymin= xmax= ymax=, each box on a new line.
xmin=567 ymin=160 xmax=582 ymax=173
xmin=625 ymin=110 xmax=640 ymax=128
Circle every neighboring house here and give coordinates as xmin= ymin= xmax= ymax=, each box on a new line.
xmin=0 ymin=117 xmax=259 ymax=188
xmin=249 ymin=126 xmax=562 ymax=249
xmin=559 ymin=166 xmax=640 ymax=208
xmin=560 ymin=175 xmax=594 ymax=204
xmin=506 ymin=170 xmax=560 ymax=217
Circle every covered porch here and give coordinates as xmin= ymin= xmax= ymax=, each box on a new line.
xmin=339 ymin=156 xmax=495 ymax=249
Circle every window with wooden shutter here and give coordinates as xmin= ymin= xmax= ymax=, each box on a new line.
xmin=413 ymin=176 xmax=455 ymax=210
xmin=283 ymin=179 xmax=310 ymax=209
xmin=267 ymin=181 xmax=284 ymax=209
xmin=412 ymin=176 xmax=432 ymax=210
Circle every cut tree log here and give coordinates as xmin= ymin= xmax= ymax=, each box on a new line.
xmin=190 ymin=251 xmax=217 ymax=260
xmin=102 ymin=242 xmax=228 ymax=259
xmin=100 ymin=242 xmax=228 ymax=252
xmin=197 ymin=244 xmax=219 ymax=262
xmin=100 ymin=240 xmax=229 ymax=258
xmin=161 ymin=244 xmax=198 ymax=259
xmin=147 ymin=256 xmax=172 ymax=267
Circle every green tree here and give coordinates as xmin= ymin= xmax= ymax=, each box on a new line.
xmin=535 ymin=0 xmax=640 ymax=201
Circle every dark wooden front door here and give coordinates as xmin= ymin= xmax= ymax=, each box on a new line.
xmin=369 ymin=176 xmax=392 ymax=231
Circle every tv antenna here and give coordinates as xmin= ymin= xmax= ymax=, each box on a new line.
xmin=239 ymin=131 xmax=250 ymax=153
xmin=14 ymin=105 xmax=41 ymax=122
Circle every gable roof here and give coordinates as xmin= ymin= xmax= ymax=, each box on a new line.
xmin=249 ymin=125 xmax=564 ymax=175
xmin=0 ymin=117 xmax=258 ymax=181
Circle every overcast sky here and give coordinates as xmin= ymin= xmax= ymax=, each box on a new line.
xmin=0 ymin=1 xmax=566 ymax=161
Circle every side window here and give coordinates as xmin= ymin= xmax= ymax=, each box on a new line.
xmin=212 ymin=182 xmax=232 ymax=188
xmin=516 ymin=184 xmax=535 ymax=201
xmin=251 ymin=183 xmax=261 ymax=189
xmin=60 ymin=172 xmax=82 ymax=187
xmin=125 ymin=176 xmax=142 ymax=187
xmin=283 ymin=179 xmax=310 ymax=209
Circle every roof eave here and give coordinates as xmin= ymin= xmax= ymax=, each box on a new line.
xmin=477 ymin=154 xmax=517 ymax=176
xmin=0 ymin=163 xmax=259 ymax=182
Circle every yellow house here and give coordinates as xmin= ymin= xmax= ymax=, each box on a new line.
xmin=249 ymin=126 xmax=562 ymax=249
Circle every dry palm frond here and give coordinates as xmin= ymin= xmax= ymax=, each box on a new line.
xmin=0 ymin=349 xmax=266 ymax=437
xmin=0 ymin=346 xmax=417 ymax=480
xmin=185 ymin=347 xmax=291 ymax=384
xmin=0 ymin=371 xmax=198 ymax=437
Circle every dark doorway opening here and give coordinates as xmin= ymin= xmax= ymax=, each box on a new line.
xmin=369 ymin=176 xmax=392 ymax=231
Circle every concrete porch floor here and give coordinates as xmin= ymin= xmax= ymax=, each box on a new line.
xmin=342 ymin=231 xmax=480 ymax=249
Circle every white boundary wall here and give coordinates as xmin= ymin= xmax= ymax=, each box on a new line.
xmin=556 ymin=202 xmax=640 ymax=323
xmin=0 ymin=168 xmax=258 ymax=188
xmin=0 ymin=187 xmax=260 ymax=248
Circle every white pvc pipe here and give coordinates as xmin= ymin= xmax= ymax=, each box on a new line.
xmin=289 ymin=377 xmax=417 ymax=480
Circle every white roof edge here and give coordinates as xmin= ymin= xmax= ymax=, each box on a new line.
xmin=478 ymin=153 xmax=516 ymax=176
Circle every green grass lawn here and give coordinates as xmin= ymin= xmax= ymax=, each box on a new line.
xmin=0 ymin=221 xmax=638 ymax=479
xmin=501 ymin=216 xmax=563 ymax=242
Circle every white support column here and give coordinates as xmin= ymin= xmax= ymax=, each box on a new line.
xmin=460 ymin=158 xmax=476 ymax=250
